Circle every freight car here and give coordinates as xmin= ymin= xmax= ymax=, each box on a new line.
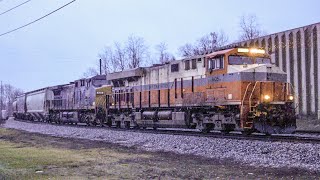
xmin=96 ymin=47 xmax=296 ymax=134
xmin=13 ymin=88 xmax=54 ymax=121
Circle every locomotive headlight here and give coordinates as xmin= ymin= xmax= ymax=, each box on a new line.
xmin=264 ymin=95 xmax=271 ymax=100
xmin=288 ymin=95 xmax=294 ymax=101
xmin=250 ymin=48 xmax=265 ymax=54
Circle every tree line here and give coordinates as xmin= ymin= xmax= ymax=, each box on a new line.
xmin=0 ymin=83 xmax=24 ymax=117
xmin=84 ymin=14 xmax=263 ymax=77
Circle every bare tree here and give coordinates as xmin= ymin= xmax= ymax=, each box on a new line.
xmin=155 ymin=42 xmax=175 ymax=64
xmin=179 ymin=31 xmax=229 ymax=57
xmin=2 ymin=84 xmax=23 ymax=116
xmin=82 ymin=67 xmax=99 ymax=78
xmin=239 ymin=14 xmax=262 ymax=41
xmin=125 ymin=35 xmax=148 ymax=69
xmin=4 ymin=84 xmax=13 ymax=110
xmin=98 ymin=46 xmax=118 ymax=74
xmin=215 ymin=30 xmax=229 ymax=47
xmin=113 ymin=42 xmax=127 ymax=71
xmin=178 ymin=43 xmax=195 ymax=57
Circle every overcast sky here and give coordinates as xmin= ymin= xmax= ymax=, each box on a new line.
xmin=0 ymin=0 xmax=319 ymax=91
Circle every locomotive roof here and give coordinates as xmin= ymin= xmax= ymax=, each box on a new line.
xmin=73 ymin=74 xmax=106 ymax=82
xmin=206 ymin=48 xmax=234 ymax=58
xmin=107 ymin=67 xmax=144 ymax=81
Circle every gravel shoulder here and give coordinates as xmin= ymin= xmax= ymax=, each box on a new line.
xmin=1 ymin=118 xmax=320 ymax=179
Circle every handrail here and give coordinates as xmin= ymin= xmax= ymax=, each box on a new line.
xmin=248 ymin=82 xmax=259 ymax=109
xmin=240 ymin=82 xmax=252 ymax=115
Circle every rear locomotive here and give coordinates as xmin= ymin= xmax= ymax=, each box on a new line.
xmin=48 ymin=75 xmax=107 ymax=125
xmin=99 ymin=47 xmax=296 ymax=134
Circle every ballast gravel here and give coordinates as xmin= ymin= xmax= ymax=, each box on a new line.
xmin=2 ymin=119 xmax=320 ymax=172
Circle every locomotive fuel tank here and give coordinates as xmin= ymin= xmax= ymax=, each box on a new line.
xmin=142 ymin=111 xmax=157 ymax=120
xmin=157 ymin=111 xmax=172 ymax=120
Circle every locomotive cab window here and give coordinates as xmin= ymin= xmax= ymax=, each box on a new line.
xmin=256 ymin=57 xmax=271 ymax=64
xmin=184 ymin=60 xmax=190 ymax=70
xmin=228 ymin=56 xmax=254 ymax=65
xmin=171 ymin=63 xmax=179 ymax=72
xmin=191 ymin=59 xmax=197 ymax=69
xmin=208 ymin=56 xmax=224 ymax=70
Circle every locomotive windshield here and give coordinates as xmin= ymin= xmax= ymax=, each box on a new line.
xmin=228 ymin=55 xmax=271 ymax=65
xmin=228 ymin=56 xmax=254 ymax=65
xmin=256 ymin=57 xmax=271 ymax=64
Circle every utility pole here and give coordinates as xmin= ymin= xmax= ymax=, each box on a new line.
xmin=99 ymin=58 xmax=102 ymax=75
xmin=0 ymin=81 xmax=3 ymax=119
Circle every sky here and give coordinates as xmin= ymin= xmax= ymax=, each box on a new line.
xmin=0 ymin=0 xmax=319 ymax=92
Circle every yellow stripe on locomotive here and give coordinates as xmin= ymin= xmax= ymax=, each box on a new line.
xmin=95 ymin=85 xmax=112 ymax=111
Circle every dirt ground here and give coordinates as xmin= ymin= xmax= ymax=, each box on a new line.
xmin=0 ymin=127 xmax=319 ymax=179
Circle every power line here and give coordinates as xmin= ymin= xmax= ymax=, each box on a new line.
xmin=0 ymin=0 xmax=76 ymax=38
xmin=0 ymin=0 xmax=32 ymax=16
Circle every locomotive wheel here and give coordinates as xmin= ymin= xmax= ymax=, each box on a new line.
xmin=221 ymin=130 xmax=230 ymax=134
xmin=116 ymin=121 xmax=121 ymax=128
xmin=199 ymin=123 xmax=214 ymax=133
xmin=124 ymin=121 xmax=130 ymax=129
xmin=242 ymin=129 xmax=254 ymax=135
xmin=220 ymin=124 xmax=234 ymax=134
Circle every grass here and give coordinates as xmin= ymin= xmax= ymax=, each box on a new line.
xmin=0 ymin=128 xmax=153 ymax=179
xmin=0 ymin=140 xmax=86 ymax=179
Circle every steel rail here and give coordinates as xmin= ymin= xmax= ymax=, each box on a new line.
xmin=10 ymin=118 xmax=320 ymax=144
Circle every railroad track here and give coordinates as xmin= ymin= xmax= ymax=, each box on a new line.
xmin=10 ymin=118 xmax=320 ymax=144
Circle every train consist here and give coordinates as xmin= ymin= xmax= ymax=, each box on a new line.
xmin=13 ymin=47 xmax=296 ymax=134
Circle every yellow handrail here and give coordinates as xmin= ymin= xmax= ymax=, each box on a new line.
xmin=248 ymin=82 xmax=259 ymax=109
xmin=240 ymin=82 xmax=252 ymax=115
